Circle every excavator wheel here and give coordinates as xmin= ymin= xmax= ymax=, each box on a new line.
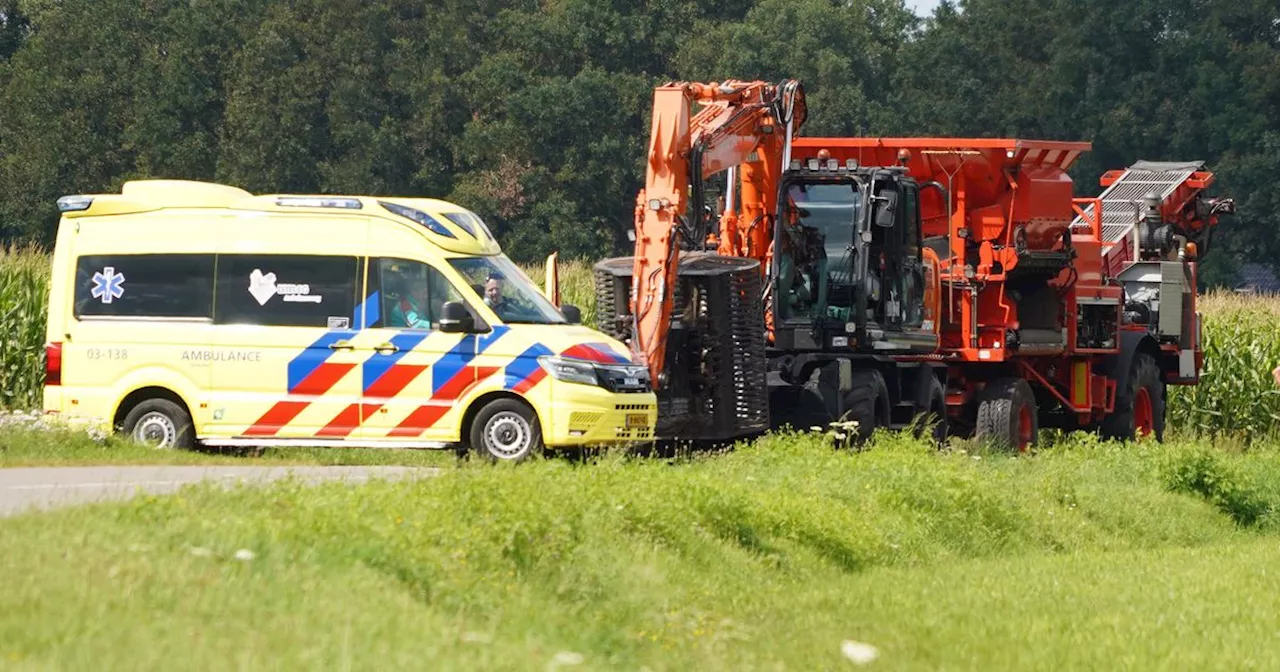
xmin=914 ymin=373 xmax=948 ymax=447
xmin=1101 ymin=352 xmax=1165 ymax=442
xmin=839 ymin=370 xmax=890 ymax=446
xmin=975 ymin=377 xmax=1038 ymax=453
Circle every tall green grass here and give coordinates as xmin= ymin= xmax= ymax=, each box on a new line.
xmin=1 ymin=247 xmax=50 ymax=410
xmin=4 ymin=248 xmax=1279 ymax=439
xmin=3 ymin=433 xmax=1280 ymax=669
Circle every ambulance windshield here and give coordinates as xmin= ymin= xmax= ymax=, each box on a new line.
xmin=449 ymin=255 xmax=568 ymax=325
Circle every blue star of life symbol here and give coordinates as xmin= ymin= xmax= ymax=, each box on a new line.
xmin=91 ymin=266 xmax=126 ymax=304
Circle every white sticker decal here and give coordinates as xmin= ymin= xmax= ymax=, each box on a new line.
xmin=278 ymin=282 xmax=321 ymax=303
xmin=248 ymin=269 xmax=323 ymax=305
xmin=327 ymin=316 xmax=350 ymax=329
xmin=248 ymin=269 xmax=278 ymax=306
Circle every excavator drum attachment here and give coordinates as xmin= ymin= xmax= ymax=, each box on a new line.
xmin=595 ymin=252 xmax=769 ymax=442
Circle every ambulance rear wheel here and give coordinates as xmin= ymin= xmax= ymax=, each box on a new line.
xmin=121 ymin=398 xmax=195 ymax=450
xmin=469 ymin=398 xmax=543 ymax=462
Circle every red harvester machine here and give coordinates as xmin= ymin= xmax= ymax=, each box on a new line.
xmin=788 ymin=138 xmax=1234 ymax=447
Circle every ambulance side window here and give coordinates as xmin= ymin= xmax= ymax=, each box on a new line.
xmin=214 ymin=254 xmax=359 ymax=328
xmin=367 ymin=257 xmax=465 ymax=330
xmin=74 ymin=254 xmax=214 ymax=319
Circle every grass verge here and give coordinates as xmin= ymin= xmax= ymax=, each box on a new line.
xmin=2 ymin=431 xmax=1279 ymax=669
xmin=0 ymin=424 xmax=453 ymax=468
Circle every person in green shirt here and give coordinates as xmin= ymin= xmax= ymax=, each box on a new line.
xmin=387 ymin=271 xmax=431 ymax=329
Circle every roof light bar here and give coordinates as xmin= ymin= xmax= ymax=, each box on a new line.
xmin=56 ymin=195 xmax=94 ymax=212
xmin=275 ymin=196 xmax=363 ymax=209
xmin=444 ymin=211 xmax=495 ymax=242
xmin=443 ymin=212 xmax=476 ymax=237
xmin=379 ymin=201 xmax=456 ymax=239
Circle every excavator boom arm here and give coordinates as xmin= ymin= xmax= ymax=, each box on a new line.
xmin=629 ymin=80 xmax=805 ymax=384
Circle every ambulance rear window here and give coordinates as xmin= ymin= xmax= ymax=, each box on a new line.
xmin=74 ymin=254 xmax=213 ymax=319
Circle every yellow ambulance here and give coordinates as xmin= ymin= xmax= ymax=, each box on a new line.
xmin=42 ymin=180 xmax=656 ymax=460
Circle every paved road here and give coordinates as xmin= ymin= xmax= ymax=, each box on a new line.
xmin=0 ymin=465 xmax=434 ymax=517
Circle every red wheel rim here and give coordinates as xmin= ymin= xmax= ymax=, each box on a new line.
xmin=1134 ymin=387 xmax=1154 ymax=438
xmin=1018 ymin=405 xmax=1033 ymax=452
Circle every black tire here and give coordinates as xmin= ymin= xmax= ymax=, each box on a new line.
xmin=1101 ymin=352 xmax=1165 ymax=442
xmin=915 ymin=373 xmax=949 ymax=446
xmin=120 ymin=398 xmax=195 ymax=450
xmin=841 ymin=369 xmax=889 ymax=445
xmin=468 ymin=398 xmax=543 ymax=462
xmin=975 ymin=378 xmax=1038 ymax=453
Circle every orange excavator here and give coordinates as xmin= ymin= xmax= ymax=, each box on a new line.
xmin=594 ymin=80 xmax=945 ymax=441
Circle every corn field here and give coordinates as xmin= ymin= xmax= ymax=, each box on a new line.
xmin=1166 ymin=292 xmax=1280 ymax=437
xmin=1 ymin=247 xmax=51 ymax=410
xmin=2 ymin=247 xmax=1278 ymax=438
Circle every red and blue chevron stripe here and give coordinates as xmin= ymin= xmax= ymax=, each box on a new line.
xmin=503 ymin=343 xmax=554 ymax=394
xmin=246 ymin=291 xmax=382 ymax=436
xmin=560 ymin=342 xmax=632 ymax=365
xmin=245 ymin=329 xmax=359 ymax=436
xmin=317 ymin=331 xmax=432 ymax=438
xmin=387 ymin=326 xmax=511 ymax=437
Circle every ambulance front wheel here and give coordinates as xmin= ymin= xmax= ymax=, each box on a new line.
xmin=469 ymin=398 xmax=543 ymax=462
xmin=120 ymin=398 xmax=195 ymax=450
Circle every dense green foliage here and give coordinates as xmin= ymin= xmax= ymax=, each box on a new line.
xmin=1 ymin=0 xmax=1276 ymax=282
xmin=4 ymin=432 xmax=1280 ymax=668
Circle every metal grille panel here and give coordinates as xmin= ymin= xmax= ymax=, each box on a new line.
xmin=593 ymin=254 xmax=769 ymax=442
xmin=1072 ymin=161 xmax=1204 ymax=243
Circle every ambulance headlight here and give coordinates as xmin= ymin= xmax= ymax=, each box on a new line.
xmin=537 ymin=355 xmax=599 ymax=386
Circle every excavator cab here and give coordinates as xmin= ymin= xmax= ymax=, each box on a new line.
xmin=772 ymin=161 xmax=936 ymax=355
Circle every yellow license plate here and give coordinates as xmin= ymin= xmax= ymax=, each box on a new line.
xmin=626 ymin=413 xmax=648 ymax=428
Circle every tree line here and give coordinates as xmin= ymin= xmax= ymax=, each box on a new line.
xmin=1 ymin=0 xmax=1276 ymax=285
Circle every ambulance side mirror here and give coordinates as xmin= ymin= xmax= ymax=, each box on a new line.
xmin=438 ymin=301 xmax=474 ymax=333
xmin=561 ymin=304 xmax=582 ymax=324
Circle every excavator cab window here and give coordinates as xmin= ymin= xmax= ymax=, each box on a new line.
xmin=776 ymin=181 xmax=859 ymax=324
